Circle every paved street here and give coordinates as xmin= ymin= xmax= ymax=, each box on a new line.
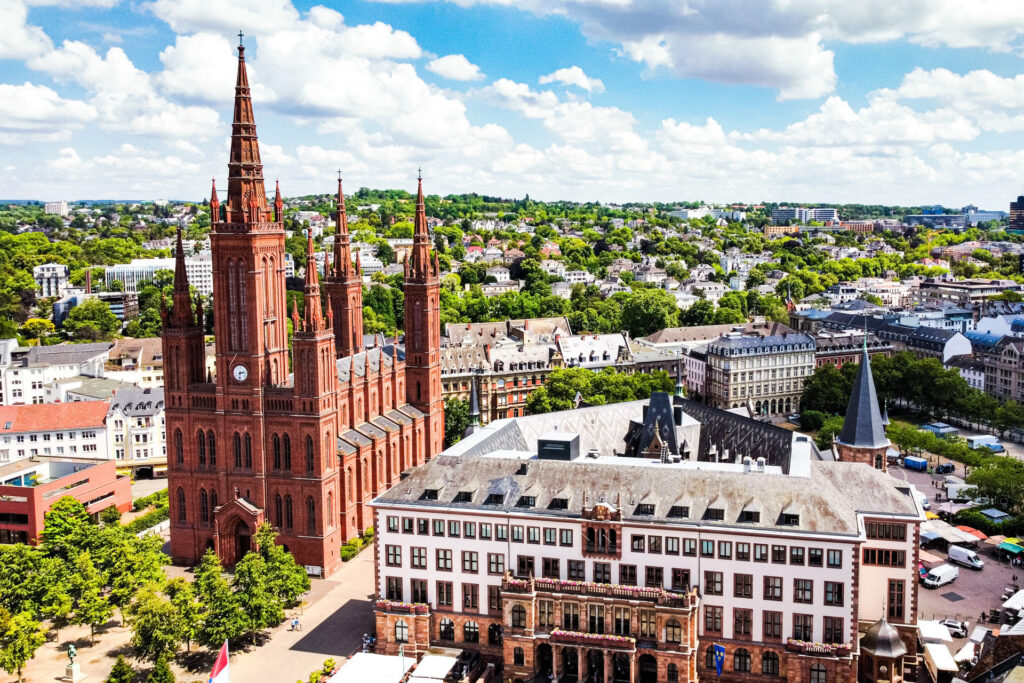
xmin=130 ymin=475 xmax=168 ymax=499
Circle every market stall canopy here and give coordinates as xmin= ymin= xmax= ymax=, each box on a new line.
xmin=999 ymin=542 xmax=1024 ymax=555
xmin=330 ymin=653 xmax=415 ymax=683
xmin=957 ymin=525 xmax=988 ymax=540
xmin=919 ymin=620 xmax=954 ymax=643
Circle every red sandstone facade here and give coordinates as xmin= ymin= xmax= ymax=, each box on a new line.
xmin=163 ymin=41 xmax=442 ymax=576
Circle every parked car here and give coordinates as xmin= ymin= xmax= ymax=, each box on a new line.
xmin=787 ymin=413 xmax=801 ymax=425
xmin=940 ymin=618 xmax=968 ymax=638
xmin=935 ymin=463 xmax=955 ymax=475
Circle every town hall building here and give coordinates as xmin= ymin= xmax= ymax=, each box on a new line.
xmin=163 ymin=38 xmax=444 ymax=577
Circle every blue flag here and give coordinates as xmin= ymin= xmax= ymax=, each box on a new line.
xmin=713 ymin=644 xmax=726 ymax=677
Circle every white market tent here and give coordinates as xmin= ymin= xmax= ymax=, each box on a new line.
xmin=407 ymin=654 xmax=459 ymax=681
xmin=954 ymin=642 xmax=976 ymax=664
xmin=329 ymin=653 xmax=415 ymax=683
xmin=925 ymin=643 xmax=959 ymax=673
xmin=1003 ymin=589 xmax=1024 ymax=613
xmin=919 ymin=620 xmax=954 ymax=643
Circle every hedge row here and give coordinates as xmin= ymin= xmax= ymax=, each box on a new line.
xmin=125 ymin=503 xmax=169 ymax=534
xmin=132 ymin=488 xmax=169 ymax=511
xmin=341 ymin=527 xmax=375 ymax=562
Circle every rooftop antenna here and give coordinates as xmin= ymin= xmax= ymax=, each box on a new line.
xmin=238 ymin=30 xmax=244 ymax=47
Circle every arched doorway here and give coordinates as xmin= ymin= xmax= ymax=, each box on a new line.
xmin=561 ymin=647 xmax=579 ymax=680
xmin=586 ymin=649 xmax=604 ymax=681
xmin=232 ymin=518 xmax=251 ymax=565
xmin=536 ymin=643 xmax=552 ymax=677
xmin=638 ymin=654 xmax=658 ymax=683
xmin=612 ymin=653 xmax=631 ymax=682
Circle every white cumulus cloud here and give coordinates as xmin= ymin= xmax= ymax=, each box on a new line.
xmin=539 ymin=66 xmax=604 ymax=93
xmin=426 ymin=54 xmax=485 ymax=81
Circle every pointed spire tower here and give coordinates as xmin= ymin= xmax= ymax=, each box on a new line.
xmin=225 ymin=35 xmax=267 ymax=227
xmin=464 ymin=374 xmax=481 ymax=438
xmin=674 ymin=353 xmax=685 ymax=398
xmin=403 ymin=170 xmax=444 ymax=458
xmin=835 ymin=333 xmax=890 ymax=470
xmin=161 ymin=226 xmax=206 ymax=397
xmin=293 ymin=235 xmax=337 ymax=401
xmin=325 ymin=172 xmax=364 ymax=358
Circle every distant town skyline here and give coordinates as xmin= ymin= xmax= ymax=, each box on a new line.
xmin=2 ymin=0 xmax=1024 ymax=207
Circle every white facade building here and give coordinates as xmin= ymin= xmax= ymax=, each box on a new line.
xmin=0 ymin=342 xmax=111 ymax=406
xmin=106 ymin=387 xmax=166 ymax=466
xmin=33 ymin=263 xmax=70 ymax=298
xmin=0 ymin=401 xmax=110 ymax=463
xmin=44 ymin=201 xmax=69 ymax=218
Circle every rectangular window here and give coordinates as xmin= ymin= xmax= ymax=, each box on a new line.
xmin=794 ymin=578 xmax=813 ymax=603
xmin=764 ymin=576 xmax=782 ymax=601
xmin=704 ymin=571 xmax=723 ymax=596
xmin=825 ymin=581 xmax=844 ymax=606
xmin=888 ymin=580 xmax=905 ymax=622
xmin=511 ymin=526 xmax=524 ymax=543
xmin=613 ymin=607 xmax=631 ymax=636
xmin=734 ymin=608 xmax=752 ymax=637
xmin=386 ymin=577 xmax=402 ymax=601
xmin=437 ymin=581 xmax=453 ymax=607
xmin=480 ymin=523 xmax=492 ymax=540
xmin=464 ymin=522 xmax=476 ymax=538
xmin=790 ymin=546 xmax=805 ymax=565
xmin=488 ymin=585 xmax=501 ymax=612
xmin=527 ymin=526 xmax=540 ymax=544
xmin=539 ymin=600 xmax=555 ymax=628
xmin=754 ymin=544 xmax=768 ymax=562
xmin=718 ymin=541 xmax=732 ymax=559
xmin=563 ymin=603 xmax=580 ymax=631
xmin=433 ymin=519 xmax=444 ymax=536
xmin=488 ymin=553 xmax=505 ymax=575
xmin=517 ymin=555 xmax=534 ymax=578
xmin=542 ymin=557 xmax=560 ymax=579
xmin=448 ymin=520 xmax=460 ymax=537
xmin=648 ymin=536 xmax=662 ymax=554
xmin=386 ymin=516 xmax=399 ymax=533
xmin=411 ymin=579 xmax=428 ymax=604
xmin=704 ymin=606 xmax=723 ymax=633
xmin=619 ymin=564 xmax=638 ymax=585
xmin=736 ymin=542 xmax=750 ymax=561
xmin=700 ymin=539 xmax=714 ymax=557
xmin=632 ymin=535 xmax=646 ymax=552
xmin=462 ymin=551 xmax=478 ymax=573
xmin=824 ymin=616 xmax=844 ymax=644
xmin=402 ymin=518 xmax=413 ymax=534
xmin=410 ymin=547 xmax=427 ymax=569
xmin=734 ymin=573 xmax=753 ymax=599
xmin=639 ymin=609 xmax=656 ymax=638
xmin=671 ymin=568 xmax=690 ymax=591
xmin=560 ymin=529 xmax=573 ymax=546
xmin=771 ymin=545 xmax=786 ymax=563
xmin=544 ymin=528 xmax=556 ymax=545
xmin=866 ymin=522 xmax=907 ymax=541
xmin=827 ymin=549 xmax=843 ymax=568
xmin=645 ymin=566 xmax=663 ymax=588
xmin=862 ymin=548 xmax=907 ymax=567
xmin=793 ymin=614 xmax=813 ymax=641
xmin=463 ymin=583 xmax=478 ymax=611
xmin=666 ymin=537 xmax=679 ymax=555
xmin=594 ymin=562 xmax=611 ymax=584
xmin=809 ymin=547 xmax=823 ymax=567
xmin=436 ymin=549 xmax=452 ymax=571
xmin=417 ymin=519 xmax=429 ymax=535
xmin=588 ymin=604 xmax=605 ymax=634
xmin=385 ymin=545 xmax=401 ymax=567
xmin=763 ymin=611 xmax=782 ymax=639
xmin=683 ymin=538 xmax=696 ymax=556
xmin=496 ymin=525 xmax=508 ymax=541
xmin=568 ymin=560 xmax=585 ymax=580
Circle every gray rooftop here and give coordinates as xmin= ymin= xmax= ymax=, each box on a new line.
xmin=838 ymin=345 xmax=889 ymax=449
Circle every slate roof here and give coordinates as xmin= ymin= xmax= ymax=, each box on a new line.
xmin=838 ymin=345 xmax=889 ymax=449
xmin=21 ymin=342 xmax=112 ymax=366
xmin=108 ymin=387 xmax=164 ymax=416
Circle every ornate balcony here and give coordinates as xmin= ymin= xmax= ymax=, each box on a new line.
xmin=550 ymin=629 xmax=636 ymax=651
xmin=374 ymin=599 xmax=430 ymax=615
xmin=501 ymin=575 xmax=697 ymax=609
xmin=786 ymin=639 xmax=852 ymax=657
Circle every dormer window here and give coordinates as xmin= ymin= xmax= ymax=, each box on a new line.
xmin=705 ymin=508 xmax=725 ymax=521
xmin=453 ymin=491 xmax=472 ymax=503
xmin=517 ymin=495 xmax=536 ymax=508
xmin=668 ymin=505 xmax=689 ymax=518
xmin=636 ymin=503 xmax=655 ymax=515
xmin=739 ymin=510 xmax=760 ymax=523
xmin=421 ymin=489 xmax=438 ymax=501
xmin=485 ymin=493 xmax=504 ymax=505
xmin=549 ymin=498 xmax=568 ymax=510
xmin=781 ymin=513 xmax=800 ymax=526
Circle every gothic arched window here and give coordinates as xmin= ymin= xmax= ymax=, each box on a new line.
xmin=244 ymin=433 xmax=252 ymax=468
xmin=197 ymin=431 xmax=206 ymax=465
xmin=305 ymin=436 xmax=314 ymax=473
xmin=174 ymin=429 xmax=183 ymax=464
xmin=233 ymin=433 xmax=242 ymax=468
xmin=207 ymin=430 xmax=216 ymax=465
xmin=283 ymin=434 xmax=292 ymax=470
xmin=306 ymin=496 xmax=316 ymax=535
xmin=176 ymin=487 xmax=186 ymax=523
xmin=273 ymin=434 xmax=281 ymax=469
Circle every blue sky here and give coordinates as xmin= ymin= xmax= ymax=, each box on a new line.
xmin=2 ymin=0 xmax=1024 ymax=207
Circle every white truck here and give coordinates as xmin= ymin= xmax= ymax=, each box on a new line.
xmin=944 ymin=476 xmax=975 ymax=503
xmin=948 ymin=545 xmax=984 ymax=570
xmin=922 ymin=564 xmax=959 ymax=589
xmin=967 ymin=434 xmax=1005 ymax=453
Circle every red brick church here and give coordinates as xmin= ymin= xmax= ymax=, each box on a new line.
xmin=162 ymin=39 xmax=443 ymax=576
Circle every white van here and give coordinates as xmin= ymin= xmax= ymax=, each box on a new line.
xmin=923 ymin=564 xmax=959 ymax=589
xmin=948 ymin=545 xmax=984 ymax=570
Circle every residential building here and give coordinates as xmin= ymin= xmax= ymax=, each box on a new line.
xmin=105 ymin=337 xmax=165 ymax=388
xmin=705 ymin=330 xmax=816 ymax=416
xmin=486 ymin=266 xmax=511 ymax=283
xmin=979 ymin=338 xmax=1024 ymax=402
xmin=771 ymin=207 xmax=838 ymax=225
xmin=1011 ymin=195 xmax=1024 ymax=232
xmin=372 ymin=392 xmax=922 ymax=683
xmin=918 ymin=278 xmax=1024 ymax=305
xmin=0 ymin=342 xmax=111 ymax=405
xmin=0 ymin=401 xmax=110 ymax=463
xmin=44 ymin=376 xmax=134 ymax=403
xmin=812 ymin=332 xmax=893 ymax=369
xmin=44 ymin=201 xmax=69 ymax=218
xmin=764 ymin=224 xmax=800 ymax=237
xmin=107 ymin=387 xmax=166 ymax=470
xmin=33 ymin=263 xmax=70 ymax=298
xmin=946 ymin=355 xmax=985 ymax=392
xmin=875 ymin=325 xmax=971 ymax=363
xmin=0 ymin=459 xmax=130 ymax=545
xmin=164 ymin=46 xmax=442 ymax=577
xmin=445 ymin=318 xmax=571 ymax=347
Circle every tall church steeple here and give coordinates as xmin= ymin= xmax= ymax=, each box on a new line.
xmin=835 ymin=336 xmax=890 ymax=470
xmin=224 ymin=36 xmax=268 ymax=228
xmin=325 ymin=173 xmax=363 ymax=358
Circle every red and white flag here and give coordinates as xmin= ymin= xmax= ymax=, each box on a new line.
xmin=209 ymin=640 xmax=229 ymax=683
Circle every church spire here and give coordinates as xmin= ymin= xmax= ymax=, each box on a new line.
xmin=410 ymin=170 xmax=431 ymax=280
xmin=170 ymin=227 xmax=193 ymax=327
xmin=464 ymin=373 xmax=481 ymax=437
xmin=837 ymin=338 xmax=889 ymax=449
xmin=225 ymin=34 xmax=267 ymax=227
xmin=209 ymin=178 xmax=220 ymax=224
xmin=274 ymin=179 xmax=283 ymax=223
xmin=302 ymin=235 xmax=324 ymax=331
